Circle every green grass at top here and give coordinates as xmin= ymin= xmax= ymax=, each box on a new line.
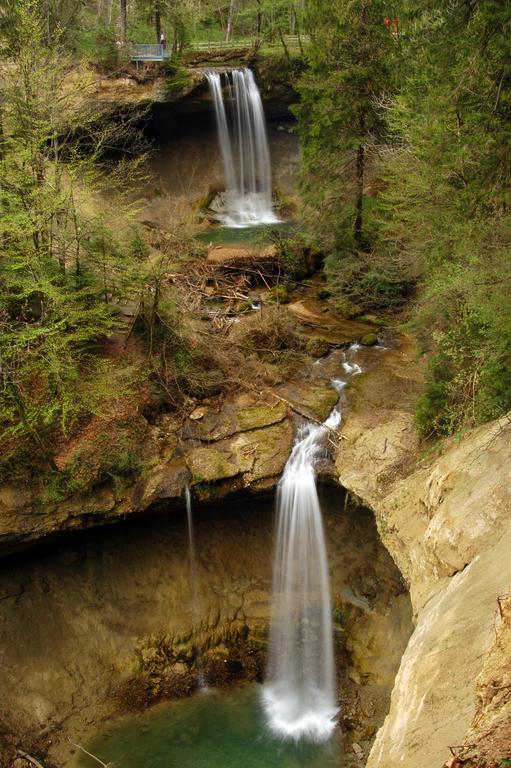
xmin=195 ymin=222 xmax=294 ymax=247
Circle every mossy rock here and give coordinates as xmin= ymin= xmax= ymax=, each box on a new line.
xmin=356 ymin=314 xmax=389 ymax=328
xmin=236 ymin=401 xmax=287 ymax=431
xmin=187 ymin=447 xmax=240 ymax=483
xmin=335 ymin=299 xmax=361 ymax=320
xmin=308 ymin=386 xmax=339 ymax=420
xmin=230 ymin=420 xmax=293 ymax=481
xmin=235 ymin=299 xmax=254 ymax=313
xmin=317 ymin=288 xmax=331 ymax=299
xmin=269 ymin=284 xmax=290 ymax=304
xmin=288 ymin=384 xmax=339 ymax=422
xmin=361 ymin=333 xmax=379 ymax=346
xmin=306 ymin=336 xmax=331 ymax=358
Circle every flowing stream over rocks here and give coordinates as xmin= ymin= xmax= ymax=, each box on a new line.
xmin=263 ymin=345 xmax=371 ymax=742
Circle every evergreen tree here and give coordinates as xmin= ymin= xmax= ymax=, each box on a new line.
xmin=0 ymin=1 xmax=143 ymax=476
xmin=295 ymin=0 xmax=397 ymax=252
xmin=380 ymin=0 xmax=511 ymax=434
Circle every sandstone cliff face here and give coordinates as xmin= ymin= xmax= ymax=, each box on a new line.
xmin=336 ymin=336 xmax=511 ymax=767
xmin=0 ymin=382 xmax=347 ymax=555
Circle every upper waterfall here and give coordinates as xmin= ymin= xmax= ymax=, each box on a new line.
xmin=205 ymin=68 xmax=279 ymax=228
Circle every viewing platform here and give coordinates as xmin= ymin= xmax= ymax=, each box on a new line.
xmin=130 ymin=44 xmax=171 ymax=63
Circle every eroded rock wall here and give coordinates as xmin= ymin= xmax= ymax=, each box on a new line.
xmin=0 ymin=487 xmax=410 ymax=760
xmin=336 ymin=335 xmax=511 ymax=767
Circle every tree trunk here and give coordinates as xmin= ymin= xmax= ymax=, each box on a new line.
xmin=354 ymin=142 xmax=364 ymax=251
xmin=225 ymin=0 xmax=235 ymax=42
xmin=277 ymin=25 xmax=291 ymax=62
xmin=292 ymin=4 xmax=305 ymax=56
xmin=119 ymin=0 xmax=127 ymax=43
xmin=256 ymin=0 xmax=263 ymax=40
xmin=289 ymin=5 xmax=296 ymax=34
xmin=155 ymin=0 xmax=162 ymax=44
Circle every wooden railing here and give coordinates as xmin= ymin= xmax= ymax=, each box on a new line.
xmin=130 ymin=35 xmax=309 ymax=62
xmin=192 ymin=35 xmax=309 ymax=50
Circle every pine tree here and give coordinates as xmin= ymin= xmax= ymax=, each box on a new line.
xmin=0 ymin=1 xmax=143 ymax=476
xmin=295 ymin=0 xmax=396 ymax=253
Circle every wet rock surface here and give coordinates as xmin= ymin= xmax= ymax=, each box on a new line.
xmin=0 ymin=487 xmax=411 ymax=767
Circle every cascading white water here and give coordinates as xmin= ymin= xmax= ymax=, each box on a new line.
xmin=205 ymin=68 xmax=279 ymax=228
xmin=262 ymin=411 xmax=341 ymax=742
xmin=263 ymin=345 xmax=366 ymax=742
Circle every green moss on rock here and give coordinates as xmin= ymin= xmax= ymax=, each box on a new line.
xmin=361 ymin=333 xmax=379 ymax=346
xmin=187 ymin=447 xmax=240 ymax=484
xmin=230 ymin=420 xmax=293 ymax=481
xmin=236 ymin=401 xmax=287 ymax=431
xmin=287 ymin=384 xmax=339 ymax=422
xmin=305 ymin=336 xmax=331 ymax=358
xmin=269 ymin=284 xmax=290 ymax=304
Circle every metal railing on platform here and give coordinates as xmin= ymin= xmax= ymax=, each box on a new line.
xmin=130 ymin=44 xmax=171 ymax=62
xmin=130 ymin=34 xmax=309 ymax=63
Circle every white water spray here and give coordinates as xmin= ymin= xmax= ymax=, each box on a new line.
xmin=263 ymin=346 xmax=366 ymax=742
xmin=262 ymin=410 xmax=340 ymax=742
xmin=205 ymin=68 xmax=279 ymax=228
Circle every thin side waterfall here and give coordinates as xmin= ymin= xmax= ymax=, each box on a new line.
xmin=185 ymin=485 xmax=206 ymax=688
xmin=262 ymin=408 xmax=341 ymax=742
xmin=205 ymin=68 xmax=279 ymax=228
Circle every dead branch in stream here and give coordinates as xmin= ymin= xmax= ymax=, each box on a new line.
xmin=67 ymin=739 xmax=113 ymax=768
xmin=15 ymin=750 xmax=46 ymax=768
xmin=270 ymin=392 xmax=342 ymax=448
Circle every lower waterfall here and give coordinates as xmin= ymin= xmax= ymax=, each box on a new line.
xmin=262 ymin=409 xmax=341 ymax=742
xmin=205 ymin=68 xmax=279 ymax=228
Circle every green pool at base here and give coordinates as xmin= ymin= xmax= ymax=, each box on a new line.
xmin=73 ymin=685 xmax=344 ymax=768
xmin=195 ymin=222 xmax=294 ymax=246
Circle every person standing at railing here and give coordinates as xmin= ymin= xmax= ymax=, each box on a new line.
xmin=160 ymin=32 xmax=167 ymax=51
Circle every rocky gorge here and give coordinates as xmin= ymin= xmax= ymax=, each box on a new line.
xmin=2 ymin=301 xmax=510 ymax=767
xmin=1 ymin=52 xmax=510 ymax=768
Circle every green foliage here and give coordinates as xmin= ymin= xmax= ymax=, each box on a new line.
xmin=269 ymin=284 xmax=290 ymax=304
xmin=0 ymin=2 xmax=148 ymax=478
xmin=164 ymin=63 xmax=194 ymax=98
xmin=294 ymin=0 xmax=397 ymax=250
xmin=383 ymin=0 xmax=511 ymax=435
xmin=75 ymin=16 xmax=119 ymax=66
xmin=295 ymin=0 xmax=511 ymax=436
